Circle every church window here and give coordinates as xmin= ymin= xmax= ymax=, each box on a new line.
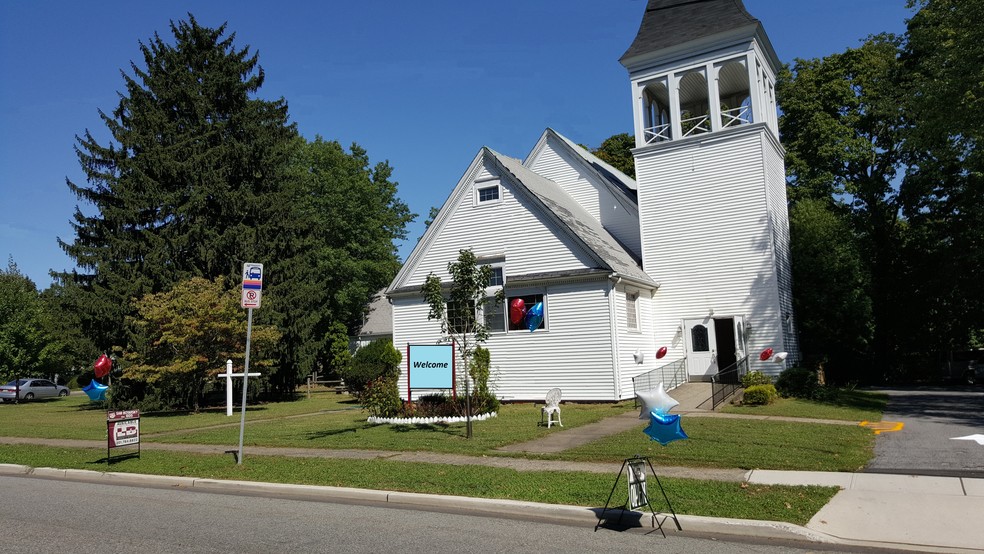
xmin=626 ymin=292 xmax=639 ymax=330
xmin=477 ymin=185 xmax=499 ymax=203
xmin=691 ymin=325 xmax=709 ymax=352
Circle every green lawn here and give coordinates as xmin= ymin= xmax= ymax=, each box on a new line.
xmin=0 ymin=444 xmax=836 ymax=526
xmin=559 ymin=417 xmax=874 ymax=472
xmin=0 ymin=393 xmax=359 ymax=439
xmin=151 ymin=401 xmax=637 ymax=454
xmin=720 ymin=389 xmax=888 ymax=422
xmin=0 ymin=391 xmax=877 ymax=524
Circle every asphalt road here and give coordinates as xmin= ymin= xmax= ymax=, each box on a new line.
xmin=866 ymin=387 xmax=984 ymax=477
xmin=0 ymin=476 xmax=871 ymax=554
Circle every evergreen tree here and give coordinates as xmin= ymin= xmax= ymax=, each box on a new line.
xmin=58 ymin=15 xmax=298 ymax=358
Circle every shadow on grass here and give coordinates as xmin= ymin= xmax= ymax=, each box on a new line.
xmin=825 ymin=389 xmax=889 ymax=412
xmin=390 ymin=423 xmax=467 ymax=438
xmin=302 ymin=426 xmax=368 ymax=440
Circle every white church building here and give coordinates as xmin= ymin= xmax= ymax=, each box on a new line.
xmin=384 ymin=0 xmax=799 ymax=401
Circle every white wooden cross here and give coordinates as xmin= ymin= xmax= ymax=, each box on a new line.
xmin=216 ymin=359 xmax=260 ymax=416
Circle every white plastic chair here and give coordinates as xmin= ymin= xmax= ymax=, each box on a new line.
xmin=541 ymin=388 xmax=563 ymax=428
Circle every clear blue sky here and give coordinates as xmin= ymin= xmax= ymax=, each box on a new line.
xmin=0 ymin=0 xmax=911 ymax=289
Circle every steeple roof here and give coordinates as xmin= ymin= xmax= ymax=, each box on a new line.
xmin=620 ymin=0 xmax=759 ymax=64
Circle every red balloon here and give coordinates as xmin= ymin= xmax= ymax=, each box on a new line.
xmin=94 ymin=354 xmax=112 ymax=378
xmin=509 ymin=298 xmax=526 ymax=326
xmin=656 ymin=346 xmax=668 ymax=359
xmin=759 ymin=348 xmax=774 ymax=361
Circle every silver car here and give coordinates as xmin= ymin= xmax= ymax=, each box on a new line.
xmin=0 ymin=379 xmax=70 ymax=402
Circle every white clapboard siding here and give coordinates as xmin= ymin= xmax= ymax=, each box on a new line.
xmin=485 ymin=281 xmax=616 ymax=401
xmin=526 ymin=135 xmax=642 ymax=258
xmin=393 ymin=279 xmax=618 ymax=401
xmin=403 ymin=155 xmax=597 ymax=288
xmin=635 ymin=124 xmax=787 ymax=375
xmin=765 ymin=138 xmax=800 ymax=368
xmin=612 ymin=284 xmax=662 ymax=399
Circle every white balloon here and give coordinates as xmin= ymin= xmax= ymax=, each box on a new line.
xmin=637 ymin=382 xmax=680 ymax=418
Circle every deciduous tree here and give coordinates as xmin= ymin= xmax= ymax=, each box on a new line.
xmin=422 ymin=249 xmax=502 ymax=437
xmin=0 ymin=260 xmax=68 ymax=383
xmin=124 ymin=277 xmax=279 ymax=411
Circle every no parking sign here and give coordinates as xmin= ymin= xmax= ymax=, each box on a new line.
xmin=241 ymin=263 xmax=263 ymax=308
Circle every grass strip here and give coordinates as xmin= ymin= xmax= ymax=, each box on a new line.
xmin=0 ymin=394 xmax=361 ymax=439
xmin=144 ymin=401 xmax=638 ymax=454
xmin=559 ymin=417 xmax=875 ymax=471
xmin=720 ymin=390 xmax=888 ymax=421
xmin=0 ymin=444 xmax=836 ymax=526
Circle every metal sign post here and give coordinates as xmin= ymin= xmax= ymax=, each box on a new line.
xmin=237 ymin=263 xmax=263 ymax=464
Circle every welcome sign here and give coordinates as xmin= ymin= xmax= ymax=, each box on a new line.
xmin=408 ymin=344 xmax=454 ymax=389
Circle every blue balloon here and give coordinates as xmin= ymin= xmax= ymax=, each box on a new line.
xmin=525 ymin=302 xmax=543 ymax=332
xmin=643 ymin=411 xmax=688 ymax=445
xmin=82 ymin=379 xmax=109 ymax=402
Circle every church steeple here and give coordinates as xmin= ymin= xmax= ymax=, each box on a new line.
xmin=620 ymin=0 xmax=780 ymax=147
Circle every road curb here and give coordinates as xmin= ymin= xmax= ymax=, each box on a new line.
xmin=4 ymin=464 xmax=840 ymax=546
xmin=0 ymin=463 xmax=31 ymax=475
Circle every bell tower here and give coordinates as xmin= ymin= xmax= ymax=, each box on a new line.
xmin=621 ymin=0 xmax=799 ymax=376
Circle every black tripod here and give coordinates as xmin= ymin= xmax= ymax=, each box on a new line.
xmin=595 ymin=455 xmax=681 ymax=537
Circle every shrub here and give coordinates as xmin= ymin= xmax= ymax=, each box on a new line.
xmin=469 ymin=346 xmax=491 ymax=395
xmin=743 ymin=384 xmax=778 ymax=405
xmin=414 ymin=393 xmax=459 ymax=417
xmin=469 ymin=390 xmax=500 ymax=414
xmin=343 ymin=339 xmax=401 ymax=397
xmin=405 ymin=391 xmax=499 ymax=418
xmin=741 ymin=370 xmax=772 ymax=388
xmin=361 ymin=377 xmax=401 ymax=418
xmin=775 ymin=367 xmax=832 ymax=400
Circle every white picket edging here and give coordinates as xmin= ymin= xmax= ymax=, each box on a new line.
xmin=366 ymin=412 xmax=497 ymax=425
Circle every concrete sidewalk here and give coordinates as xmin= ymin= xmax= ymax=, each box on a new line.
xmin=748 ymin=470 xmax=984 ymax=552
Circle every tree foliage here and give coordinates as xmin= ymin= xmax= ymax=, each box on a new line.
xmin=779 ymin=0 xmax=984 ymax=381
xmin=342 ymin=338 xmax=401 ymax=397
xmin=591 ymin=133 xmax=636 ymax=178
xmin=422 ymin=249 xmax=502 ymax=436
xmin=898 ymin=0 xmax=984 ymax=352
xmin=778 ymin=36 xmax=909 ymax=380
xmin=422 ymin=249 xmax=501 ymax=364
xmin=267 ymin=137 xmax=413 ymax=393
xmin=123 ymin=277 xmax=279 ymax=411
xmin=58 ymin=14 xmax=297 ymax=355
xmin=0 ymin=260 xmax=68 ymax=383
xmin=788 ymin=199 xmax=872 ymax=381
xmin=54 ymin=15 xmax=413 ymax=398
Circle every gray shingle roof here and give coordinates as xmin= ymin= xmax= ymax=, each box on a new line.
xmin=487 ymin=149 xmax=657 ymax=288
xmin=620 ymin=0 xmax=759 ymax=64
xmin=356 ymin=291 xmax=392 ymax=338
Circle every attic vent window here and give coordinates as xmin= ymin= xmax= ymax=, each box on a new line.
xmin=477 ymin=185 xmax=499 ymax=203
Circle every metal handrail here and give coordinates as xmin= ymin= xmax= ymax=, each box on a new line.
xmin=709 ymin=356 xmax=749 ymax=409
xmin=632 ymin=358 xmax=688 ymax=405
